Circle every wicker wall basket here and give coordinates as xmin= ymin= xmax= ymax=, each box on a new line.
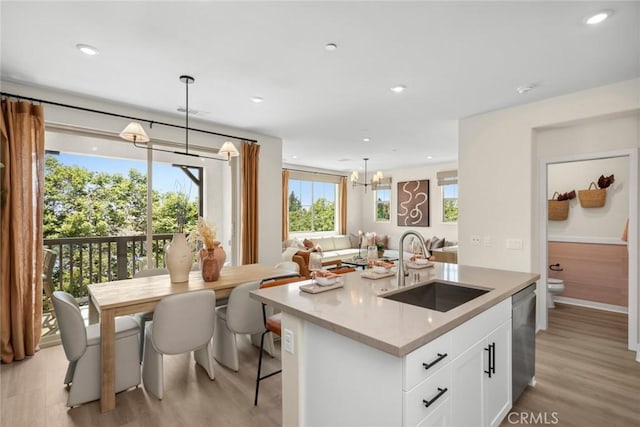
xmin=578 ymin=182 xmax=606 ymax=208
xmin=548 ymin=192 xmax=569 ymax=221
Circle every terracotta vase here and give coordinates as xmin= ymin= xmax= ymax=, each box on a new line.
xmin=212 ymin=241 xmax=227 ymax=271
xmin=199 ymin=248 xmax=220 ymax=282
xmin=164 ymin=233 xmax=193 ymax=283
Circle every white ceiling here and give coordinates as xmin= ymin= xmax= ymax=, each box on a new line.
xmin=2 ymin=1 xmax=639 ymax=173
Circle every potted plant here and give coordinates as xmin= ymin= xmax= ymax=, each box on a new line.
xmin=376 ymin=242 xmax=385 ymax=258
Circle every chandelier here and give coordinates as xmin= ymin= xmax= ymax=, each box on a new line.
xmin=119 ymin=75 xmax=239 ymax=161
xmin=350 ymin=158 xmax=383 ymax=193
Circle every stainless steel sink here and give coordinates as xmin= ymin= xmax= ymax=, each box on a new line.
xmin=382 ymin=281 xmax=489 ymax=312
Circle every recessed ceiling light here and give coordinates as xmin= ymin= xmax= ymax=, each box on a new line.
xmin=390 ymin=85 xmax=406 ymax=93
xmin=251 ymin=96 xmax=264 ymax=103
xmin=325 ymin=43 xmax=338 ymax=51
xmin=76 ymin=43 xmax=99 ymax=56
xmin=586 ymin=10 xmax=612 ymax=25
xmin=427 ymin=155 xmax=433 ymax=160
xmin=363 ymin=137 xmax=371 ymax=142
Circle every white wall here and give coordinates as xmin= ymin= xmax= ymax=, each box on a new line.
xmin=3 ymin=80 xmax=283 ymax=265
xmin=547 ymin=157 xmax=629 ymax=242
xmin=357 ymin=162 xmax=458 ymax=250
xmin=459 ymin=78 xmax=639 ymax=270
xmin=459 ymin=77 xmax=639 ymax=347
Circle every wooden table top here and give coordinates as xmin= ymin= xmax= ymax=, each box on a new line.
xmin=88 ymin=263 xmax=286 ymax=310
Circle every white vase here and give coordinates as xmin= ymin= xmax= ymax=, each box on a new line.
xmin=164 ymin=233 xmax=193 ymax=283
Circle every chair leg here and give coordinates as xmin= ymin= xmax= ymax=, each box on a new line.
xmin=194 ymin=338 xmax=215 ymax=380
xmin=213 ymin=316 xmax=240 ymax=371
xmin=254 ymin=329 xmax=283 ymax=405
xmin=142 ymin=328 xmax=164 ymax=400
xmin=64 ymin=361 xmax=76 ymax=386
xmin=254 ymin=329 xmax=268 ymax=406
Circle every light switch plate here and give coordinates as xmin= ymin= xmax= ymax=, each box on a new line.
xmin=506 ymin=238 xmax=523 ymax=250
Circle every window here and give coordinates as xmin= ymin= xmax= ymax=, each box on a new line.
xmin=288 ymin=172 xmax=338 ymax=233
xmin=375 ymin=188 xmax=391 ymax=222
xmin=437 ymin=170 xmax=458 ymax=223
xmin=442 ymin=184 xmax=458 ymax=222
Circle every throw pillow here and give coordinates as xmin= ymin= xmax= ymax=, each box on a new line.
xmin=431 ymin=236 xmax=445 ymax=249
xmin=348 ymin=233 xmax=360 ymax=249
xmin=363 ymin=232 xmax=376 ymax=248
xmin=303 ymin=238 xmax=315 ymax=249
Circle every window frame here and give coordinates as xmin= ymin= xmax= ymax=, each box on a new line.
xmin=287 ymin=171 xmax=340 ymax=235
xmin=374 ymin=187 xmax=391 ymax=223
xmin=441 ymin=183 xmax=459 ymax=223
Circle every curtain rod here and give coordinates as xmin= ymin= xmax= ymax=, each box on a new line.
xmin=284 ymin=167 xmax=347 ymax=178
xmin=0 ymin=91 xmax=258 ymax=144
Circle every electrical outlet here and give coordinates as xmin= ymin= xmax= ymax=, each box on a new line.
xmin=284 ymin=328 xmax=294 ymax=354
xmin=471 ymin=235 xmax=481 ymax=246
xmin=483 ymin=236 xmax=492 ymax=247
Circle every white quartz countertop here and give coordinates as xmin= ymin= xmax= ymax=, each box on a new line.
xmin=251 ymin=263 xmax=539 ymax=357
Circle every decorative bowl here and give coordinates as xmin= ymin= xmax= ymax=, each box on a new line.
xmin=372 ymin=266 xmax=389 ymax=274
xmin=414 ymin=258 xmax=430 ymax=265
xmin=316 ymin=276 xmax=338 ymax=286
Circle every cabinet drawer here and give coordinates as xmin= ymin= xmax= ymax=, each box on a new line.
xmin=451 ymin=298 xmax=510 ymax=357
xmin=404 ymin=332 xmax=451 ymax=391
xmin=403 ymin=364 xmax=451 ymax=427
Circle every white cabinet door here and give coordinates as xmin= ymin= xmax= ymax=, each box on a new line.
xmin=450 ymin=339 xmax=485 ymax=427
xmin=484 ymin=320 xmax=512 ymax=427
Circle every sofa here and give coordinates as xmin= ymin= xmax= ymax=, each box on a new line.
xmin=282 ymin=235 xmax=362 ymax=277
xmin=282 ymin=233 xmax=457 ymax=277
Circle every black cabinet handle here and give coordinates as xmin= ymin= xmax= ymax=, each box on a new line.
xmin=484 ymin=345 xmax=492 ymax=378
xmin=423 ymin=387 xmax=448 ymax=408
xmin=422 ymin=353 xmax=448 ymax=371
xmin=491 ymin=343 xmax=496 ymax=375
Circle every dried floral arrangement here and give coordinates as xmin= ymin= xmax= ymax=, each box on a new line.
xmin=597 ymin=174 xmax=615 ymax=189
xmin=187 ymin=217 xmax=218 ymax=249
xmin=554 ymin=190 xmax=576 ymax=201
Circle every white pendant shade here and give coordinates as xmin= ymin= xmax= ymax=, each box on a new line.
xmin=219 ymin=141 xmax=239 ymax=158
xmin=119 ymin=122 xmax=149 ymax=143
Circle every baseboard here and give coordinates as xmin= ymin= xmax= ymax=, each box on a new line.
xmin=554 ymin=296 xmax=628 ymax=314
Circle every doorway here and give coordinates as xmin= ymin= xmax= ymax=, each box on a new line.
xmin=538 ymin=149 xmax=638 ymax=354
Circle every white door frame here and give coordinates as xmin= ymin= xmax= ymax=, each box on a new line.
xmin=538 ymin=149 xmax=638 ymax=355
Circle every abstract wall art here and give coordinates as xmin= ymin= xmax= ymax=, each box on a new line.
xmin=397 ymin=180 xmax=429 ymax=227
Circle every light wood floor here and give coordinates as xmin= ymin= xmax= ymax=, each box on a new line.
xmin=2 ymin=304 xmax=639 ymax=426
xmin=1 ymin=335 xmax=283 ymax=427
xmin=503 ymin=303 xmax=640 ymax=427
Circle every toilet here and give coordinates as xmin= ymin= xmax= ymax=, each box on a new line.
xmin=547 ymin=278 xmax=565 ymax=308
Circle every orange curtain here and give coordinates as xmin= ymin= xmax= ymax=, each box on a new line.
xmin=339 ymin=176 xmax=347 ymax=235
xmin=241 ymin=142 xmax=259 ymax=264
xmin=1 ymin=100 xmax=45 ymax=363
xmin=282 ymin=170 xmax=289 ymax=242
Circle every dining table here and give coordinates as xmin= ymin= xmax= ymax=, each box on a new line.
xmin=87 ymin=263 xmax=289 ymax=412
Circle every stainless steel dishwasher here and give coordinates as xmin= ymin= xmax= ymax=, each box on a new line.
xmin=512 ymin=283 xmax=536 ymax=402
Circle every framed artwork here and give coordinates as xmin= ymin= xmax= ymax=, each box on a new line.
xmin=397 ymin=180 xmax=429 ymax=227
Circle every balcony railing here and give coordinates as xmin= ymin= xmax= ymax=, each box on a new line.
xmin=44 ymin=234 xmax=174 ymax=300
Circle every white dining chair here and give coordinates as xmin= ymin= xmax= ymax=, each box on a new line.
xmin=213 ymin=280 xmax=265 ymax=371
xmin=132 ymin=268 xmax=169 ymax=359
xmin=142 ymin=289 xmax=216 ymax=399
xmin=52 ymin=291 xmax=141 ymax=407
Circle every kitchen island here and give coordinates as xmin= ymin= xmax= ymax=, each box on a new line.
xmin=251 ymin=263 xmax=539 ymax=427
